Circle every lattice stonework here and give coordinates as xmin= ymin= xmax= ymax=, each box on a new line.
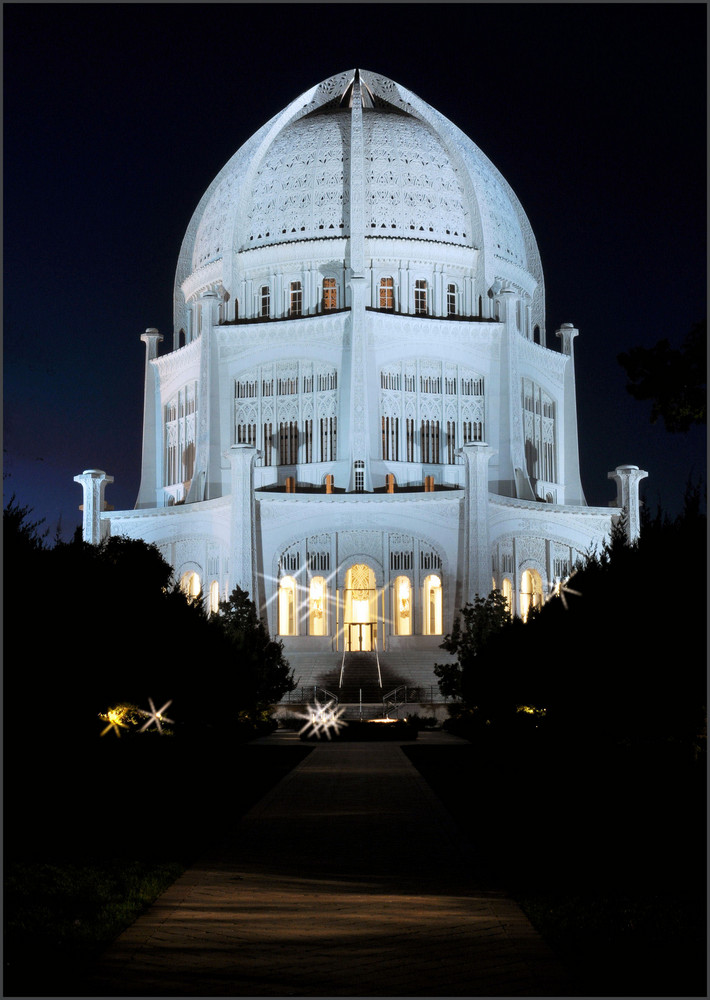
xmin=164 ymin=382 xmax=197 ymax=486
xmin=234 ymin=361 xmax=338 ymax=466
xmin=379 ymin=360 xmax=485 ymax=462
xmin=522 ymin=378 xmax=556 ymax=483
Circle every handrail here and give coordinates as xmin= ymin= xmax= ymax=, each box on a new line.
xmin=339 ymin=646 xmax=346 ymax=688
xmin=314 ymin=685 xmax=338 ymax=704
xmin=373 ymin=639 xmax=382 ymax=687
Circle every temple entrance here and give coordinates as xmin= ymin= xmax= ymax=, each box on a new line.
xmin=346 ymin=623 xmax=374 ymax=652
xmin=343 ymin=563 xmax=377 ymax=652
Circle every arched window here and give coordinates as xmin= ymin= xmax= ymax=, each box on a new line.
xmin=209 ymin=580 xmax=220 ymax=614
xmin=278 ymin=576 xmax=297 ymax=635
xmin=519 ymin=569 xmax=543 ymax=621
xmin=323 ymin=277 xmax=337 ymax=311
xmin=309 ymin=576 xmax=327 ymax=636
xmin=393 ymin=576 xmax=412 ymax=635
xmin=423 ymin=574 xmax=442 ymax=635
xmin=180 ymin=571 xmax=201 ymax=604
xmin=414 ymin=279 xmax=427 ymax=315
xmin=379 ymin=277 xmax=394 ymax=310
xmin=289 ymin=281 xmax=302 ymax=318
xmin=260 ymin=285 xmax=270 ymax=318
xmin=447 ymin=283 xmax=457 ymax=316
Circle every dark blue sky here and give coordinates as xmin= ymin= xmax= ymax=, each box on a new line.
xmin=4 ymin=3 xmax=706 ymax=539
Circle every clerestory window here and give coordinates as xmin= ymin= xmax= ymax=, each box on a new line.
xmin=323 ymin=277 xmax=337 ymax=311
xmin=379 ymin=277 xmax=394 ymax=311
xmin=414 ymin=279 xmax=427 ymax=315
xmin=289 ymin=281 xmax=302 ymax=318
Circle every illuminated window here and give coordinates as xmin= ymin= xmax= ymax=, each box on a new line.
xmin=379 ymin=277 xmax=394 ymax=310
xmin=278 ymin=576 xmax=297 ymax=635
xmin=447 ymin=283 xmax=457 ymax=316
xmin=209 ymin=581 xmax=220 ymax=614
xmin=423 ymin=574 xmax=442 ymax=635
xmin=501 ymin=578 xmax=513 ymax=617
xmin=393 ymin=576 xmax=412 ymax=635
xmin=519 ymin=569 xmax=543 ymax=621
xmin=414 ymin=279 xmax=427 ymax=315
xmin=323 ymin=277 xmax=337 ymax=311
xmin=309 ymin=576 xmax=327 ymax=636
xmin=260 ymin=285 xmax=270 ymax=318
xmin=289 ymin=281 xmax=302 ymax=318
xmin=180 ymin=571 xmax=201 ymax=604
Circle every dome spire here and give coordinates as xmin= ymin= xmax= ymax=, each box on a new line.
xmin=339 ymin=69 xmax=375 ymax=109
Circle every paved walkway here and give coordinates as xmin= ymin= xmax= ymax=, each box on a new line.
xmin=87 ymin=730 xmax=571 ymax=996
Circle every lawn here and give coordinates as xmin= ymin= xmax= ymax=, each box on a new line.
xmin=4 ymin=735 xmax=311 ymax=998
xmin=403 ymin=736 xmax=706 ymax=997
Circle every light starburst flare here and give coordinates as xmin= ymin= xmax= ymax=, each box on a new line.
xmin=556 ymin=579 xmax=583 ymax=611
xmin=295 ymin=698 xmax=347 ymax=740
xmin=138 ymin=698 xmax=174 ymax=734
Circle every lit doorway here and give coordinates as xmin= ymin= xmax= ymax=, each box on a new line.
xmin=343 ymin=563 xmax=377 ymax=652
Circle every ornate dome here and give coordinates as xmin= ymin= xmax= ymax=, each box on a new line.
xmin=239 ymin=106 xmax=470 ymax=250
xmin=175 ymin=70 xmax=544 ymax=330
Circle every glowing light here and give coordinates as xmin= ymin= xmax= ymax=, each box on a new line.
xmin=138 ymin=698 xmax=174 ymax=733
xmin=295 ymin=697 xmax=347 ymax=740
xmin=556 ymin=578 xmax=582 ymax=611
xmin=99 ymin=706 xmax=129 ymax=738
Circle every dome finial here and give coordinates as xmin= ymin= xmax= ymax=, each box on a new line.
xmin=340 ymin=69 xmax=375 ymax=109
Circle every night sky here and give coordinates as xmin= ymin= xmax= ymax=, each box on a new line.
xmin=4 ymin=4 xmax=706 ymax=541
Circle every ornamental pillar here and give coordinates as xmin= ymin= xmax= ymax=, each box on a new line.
xmin=228 ymin=444 xmax=258 ymax=598
xmin=555 ymin=323 xmax=586 ymax=505
xmin=136 ymin=328 xmax=163 ymax=509
xmin=74 ymin=469 xmax=113 ymax=545
xmin=187 ymin=289 xmax=221 ymax=503
xmin=608 ymin=464 xmax=648 ymax=543
xmin=460 ymin=442 xmax=495 ymax=602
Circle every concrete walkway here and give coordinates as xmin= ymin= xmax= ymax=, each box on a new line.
xmin=87 ymin=730 xmax=572 ymax=997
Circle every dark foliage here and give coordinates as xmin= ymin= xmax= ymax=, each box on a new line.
xmin=441 ymin=484 xmax=706 ymax=754
xmin=433 ymin=589 xmax=510 ymax=700
xmin=618 ymin=319 xmax=707 ymax=432
xmin=3 ymin=502 xmax=293 ymax=747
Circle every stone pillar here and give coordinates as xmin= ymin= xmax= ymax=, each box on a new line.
xmin=608 ymin=464 xmax=648 ymax=543
xmin=555 ymin=323 xmax=586 ymax=505
xmin=187 ymin=289 xmax=221 ymax=503
xmin=228 ymin=444 xmax=258 ymax=598
xmin=460 ymin=442 xmax=494 ymax=602
xmin=136 ymin=328 xmax=163 ymax=509
xmin=74 ymin=469 xmax=113 ymax=545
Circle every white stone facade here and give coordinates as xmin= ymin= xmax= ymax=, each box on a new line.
xmin=81 ymin=71 xmax=646 ymax=699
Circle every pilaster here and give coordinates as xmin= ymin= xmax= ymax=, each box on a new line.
xmin=555 ymin=323 xmax=586 ymax=505
xmin=136 ymin=328 xmax=163 ymax=509
xmin=228 ymin=444 xmax=258 ymax=597
xmin=460 ymin=442 xmax=495 ymax=602
xmin=187 ymin=289 xmax=221 ymax=503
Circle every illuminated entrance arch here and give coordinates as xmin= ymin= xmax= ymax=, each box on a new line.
xmin=520 ymin=569 xmax=543 ymax=621
xmin=343 ymin=563 xmax=377 ymax=651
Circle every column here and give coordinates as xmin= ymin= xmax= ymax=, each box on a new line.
xmin=555 ymin=323 xmax=586 ymax=505
xmin=74 ymin=469 xmax=113 ymax=545
xmin=187 ymin=289 xmax=221 ymax=503
xmin=136 ymin=328 xmax=163 ymax=509
xmin=228 ymin=444 xmax=258 ymax=597
xmin=460 ymin=442 xmax=495 ymax=602
xmin=608 ymin=464 xmax=648 ymax=543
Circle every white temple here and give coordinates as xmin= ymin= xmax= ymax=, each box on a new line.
xmin=77 ymin=70 xmax=646 ymax=704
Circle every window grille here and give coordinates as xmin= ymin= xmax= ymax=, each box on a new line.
xmin=354 ymin=460 xmax=365 ymax=492
xmin=323 ymin=277 xmax=337 ymax=311
xmin=421 ymin=419 xmax=440 ymax=463
xmin=260 ymin=285 xmax=270 ymax=318
xmin=382 ymin=416 xmax=399 ymax=461
xmin=379 ymin=277 xmax=394 ymax=310
xmin=289 ymin=281 xmax=302 ymax=318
